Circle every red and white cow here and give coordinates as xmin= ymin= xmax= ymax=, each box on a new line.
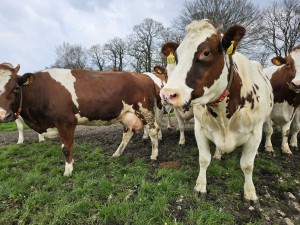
xmin=160 ymin=19 xmax=273 ymax=204
xmin=0 ymin=63 xmax=160 ymax=176
xmin=263 ymin=46 xmax=300 ymax=155
xmin=149 ymin=65 xmax=194 ymax=146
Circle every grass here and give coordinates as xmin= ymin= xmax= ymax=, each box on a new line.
xmin=0 ymin=132 xmax=298 ymax=224
xmin=0 ymin=140 xmax=235 ymax=225
xmin=0 ymin=121 xmax=28 ymax=132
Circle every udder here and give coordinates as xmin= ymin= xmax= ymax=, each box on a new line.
xmin=121 ymin=112 xmax=143 ymax=132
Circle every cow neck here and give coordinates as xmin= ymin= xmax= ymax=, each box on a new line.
xmin=207 ymin=54 xmax=234 ymax=107
xmin=15 ymin=87 xmax=22 ymax=119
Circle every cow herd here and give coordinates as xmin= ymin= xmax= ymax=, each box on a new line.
xmin=0 ymin=19 xmax=299 ymax=206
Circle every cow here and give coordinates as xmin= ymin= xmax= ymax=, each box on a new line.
xmin=148 ymin=65 xmax=194 ymax=146
xmin=160 ymin=19 xmax=273 ymax=205
xmin=263 ymin=46 xmax=300 ymax=155
xmin=0 ymin=63 xmax=160 ymax=176
xmin=15 ymin=116 xmax=58 ymax=144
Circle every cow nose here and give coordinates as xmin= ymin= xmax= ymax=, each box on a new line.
xmin=4 ymin=113 xmax=13 ymax=121
xmin=161 ymin=88 xmax=179 ymax=106
xmin=290 ymin=80 xmax=300 ymax=92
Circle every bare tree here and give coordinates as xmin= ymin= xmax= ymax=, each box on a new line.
xmin=52 ymin=42 xmax=88 ymax=69
xmin=258 ymin=0 xmax=300 ymax=57
xmin=104 ymin=37 xmax=127 ymax=71
xmin=171 ymin=0 xmax=262 ymax=53
xmin=87 ymin=44 xmax=107 ymax=71
xmin=127 ymin=18 xmax=165 ymax=72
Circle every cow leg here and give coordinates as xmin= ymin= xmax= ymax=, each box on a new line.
xmin=56 ymin=123 xmax=76 ymax=176
xmin=142 ymin=127 xmax=149 ymax=140
xmin=213 ymin=148 xmax=222 ymax=160
xmin=240 ymin=130 xmax=261 ymax=204
xmin=16 ymin=117 xmax=24 ymax=144
xmin=155 ymin=107 xmax=163 ymax=140
xmin=112 ymin=128 xmax=133 ymax=157
xmin=263 ymin=118 xmax=275 ymax=155
xmin=281 ymin=122 xmax=293 ymax=155
xmin=194 ymin=119 xmax=211 ymax=195
xmin=166 ymin=112 xmax=172 ymax=130
xmin=38 ymin=133 xmax=45 ymax=142
xmin=289 ymin=110 xmax=300 ymax=151
xmin=144 ymin=122 xmax=159 ymax=160
xmin=174 ymin=109 xmax=185 ymax=146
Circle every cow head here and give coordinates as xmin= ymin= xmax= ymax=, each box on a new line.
xmin=271 ymin=46 xmax=300 ymax=93
xmin=160 ymin=19 xmax=245 ymax=108
xmin=0 ymin=63 xmax=35 ymax=122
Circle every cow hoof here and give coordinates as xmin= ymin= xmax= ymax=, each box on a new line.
xmin=243 ymin=198 xmax=261 ymax=210
xmin=150 ymin=155 xmax=157 ymax=160
xmin=282 ymin=151 xmax=293 ymax=156
xmin=63 ymin=171 xmax=72 ymax=176
xmin=194 ymin=190 xmax=207 ymax=199
xmin=178 ymin=143 xmax=185 ymax=148
xmin=290 ymin=146 xmax=298 ymax=151
xmin=111 ymin=153 xmax=121 ymax=158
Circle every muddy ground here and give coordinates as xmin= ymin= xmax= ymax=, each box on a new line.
xmin=1 ymin=118 xmax=299 ymax=224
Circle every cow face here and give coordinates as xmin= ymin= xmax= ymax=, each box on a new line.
xmin=0 ymin=63 xmax=34 ymax=122
xmin=271 ymin=46 xmax=300 ymax=93
xmin=160 ymin=19 xmax=245 ymax=108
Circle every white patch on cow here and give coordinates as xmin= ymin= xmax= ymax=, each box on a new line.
xmin=45 ymin=68 xmax=79 ymax=108
xmin=263 ymin=65 xmax=282 ymax=80
xmin=291 ymin=48 xmax=300 ymax=83
xmin=64 ymin=159 xmax=74 ymax=176
xmin=143 ymin=72 xmax=166 ymax=87
xmin=0 ymin=68 xmax=12 ymax=95
xmin=0 ymin=108 xmax=7 ymax=120
xmin=271 ymin=101 xmax=295 ymax=126
xmin=42 ymin=128 xmax=59 ymax=139
xmin=61 ymin=144 xmax=64 ymax=149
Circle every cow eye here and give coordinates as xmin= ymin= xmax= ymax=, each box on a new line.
xmin=203 ymin=50 xmax=211 ymax=57
xmin=13 ymin=87 xmax=20 ymax=93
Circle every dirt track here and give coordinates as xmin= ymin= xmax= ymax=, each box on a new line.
xmin=1 ymin=117 xmax=299 ymax=224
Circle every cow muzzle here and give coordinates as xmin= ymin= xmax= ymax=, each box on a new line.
xmin=0 ymin=109 xmax=15 ymax=122
xmin=289 ymin=80 xmax=300 ymax=93
xmin=160 ymin=87 xmax=181 ymax=107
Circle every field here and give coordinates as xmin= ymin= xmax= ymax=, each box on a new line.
xmin=0 ymin=118 xmax=299 ymax=225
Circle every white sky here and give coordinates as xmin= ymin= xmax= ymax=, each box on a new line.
xmin=0 ymin=0 xmax=270 ymax=74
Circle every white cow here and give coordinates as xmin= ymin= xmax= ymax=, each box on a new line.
xmin=160 ymin=19 xmax=273 ymax=205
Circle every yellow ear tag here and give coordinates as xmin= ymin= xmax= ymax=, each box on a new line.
xmin=167 ymin=52 xmax=175 ymax=64
xmin=226 ymin=41 xmax=235 ymax=55
xmin=273 ymin=59 xmax=282 ymax=66
xmin=23 ymin=78 xmax=30 ymax=86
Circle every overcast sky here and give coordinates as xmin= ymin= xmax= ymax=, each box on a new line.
xmin=0 ymin=0 xmax=271 ymax=74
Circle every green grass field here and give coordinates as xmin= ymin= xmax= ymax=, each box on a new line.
xmin=0 ymin=125 xmax=299 ymax=224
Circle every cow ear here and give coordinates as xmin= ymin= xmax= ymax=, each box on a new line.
xmin=161 ymin=42 xmax=179 ymax=63
xmin=154 ymin=66 xmax=166 ymax=74
xmin=271 ymin=56 xmax=286 ymax=66
xmin=221 ymin=25 xmax=246 ymax=55
xmin=14 ymin=64 xmax=20 ymax=73
xmin=18 ymin=73 xmax=35 ymax=86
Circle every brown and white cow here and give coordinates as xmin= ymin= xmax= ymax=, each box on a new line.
xmin=147 ymin=65 xmax=194 ymax=146
xmin=0 ymin=63 xmax=160 ymax=176
xmin=263 ymin=46 xmax=300 ymax=155
xmin=160 ymin=19 xmax=273 ymax=204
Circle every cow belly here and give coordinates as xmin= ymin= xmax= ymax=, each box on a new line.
xmin=204 ymin=128 xmax=250 ymax=153
xmin=271 ymin=102 xmax=295 ymax=126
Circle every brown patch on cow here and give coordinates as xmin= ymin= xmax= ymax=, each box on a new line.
xmin=72 ymin=70 xmax=157 ymax=124
xmin=186 ymin=33 xmax=225 ymax=100
xmin=270 ymin=56 xmax=299 ymax=108
xmin=161 ymin=42 xmax=179 ymax=64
